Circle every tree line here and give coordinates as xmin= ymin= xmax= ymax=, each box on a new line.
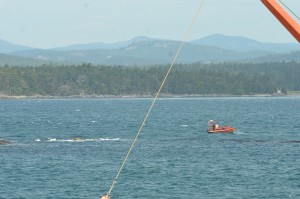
xmin=0 ymin=62 xmax=299 ymax=96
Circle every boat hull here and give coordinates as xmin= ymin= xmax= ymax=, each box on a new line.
xmin=207 ymin=127 xmax=236 ymax=133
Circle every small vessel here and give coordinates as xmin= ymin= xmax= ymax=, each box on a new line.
xmin=207 ymin=120 xmax=236 ymax=133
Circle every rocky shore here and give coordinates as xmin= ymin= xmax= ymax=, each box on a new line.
xmin=0 ymin=139 xmax=12 ymax=145
xmin=0 ymin=93 xmax=297 ymax=100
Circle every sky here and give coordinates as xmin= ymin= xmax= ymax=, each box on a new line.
xmin=0 ymin=0 xmax=299 ymax=48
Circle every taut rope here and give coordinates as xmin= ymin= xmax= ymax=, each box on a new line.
xmin=105 ymin=0 xmax=206 ymax=197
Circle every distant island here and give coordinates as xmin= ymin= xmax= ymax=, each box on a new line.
xmin=0 ymin=62 xmax=299 ymax=98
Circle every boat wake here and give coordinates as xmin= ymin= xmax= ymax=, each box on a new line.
xmin=233 ymin=130 xmax=246 ymax=135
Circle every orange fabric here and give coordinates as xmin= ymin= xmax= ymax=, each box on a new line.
xmin=261 ymin=0 xmax=300 ymax=43
xmin=101 ymin=195 xmax=110 ymax=199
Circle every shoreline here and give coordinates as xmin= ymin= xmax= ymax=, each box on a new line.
xmin=0 ymin=93 xmax=299 ymax=100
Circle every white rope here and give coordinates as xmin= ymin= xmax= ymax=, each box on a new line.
xmin=104 ymin=0 xmax=206 ymax=197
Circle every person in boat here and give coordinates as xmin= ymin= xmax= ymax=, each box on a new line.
xmin=100 ymin=194 xmax=110 ymax=199
xmin=212 ymin=123 xmax=218 ymax=130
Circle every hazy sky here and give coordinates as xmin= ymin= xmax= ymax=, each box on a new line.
xmin=0 ymin=0 xmax=299 ymax=48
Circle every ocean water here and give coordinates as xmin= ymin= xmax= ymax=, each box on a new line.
xmin=0 ymin=97 xmax=299 ymax=199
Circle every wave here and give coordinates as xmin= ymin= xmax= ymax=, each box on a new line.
xmin=35 ymin=137 xmax=121 ymax=142
xmin=233 ymin=130 xmax=246 ymax=135
xmin=180 ymin=124 xmax=188 ymax=127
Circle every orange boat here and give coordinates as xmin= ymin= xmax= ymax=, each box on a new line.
xmin=207 ymin=120 xmax=236 ymax=133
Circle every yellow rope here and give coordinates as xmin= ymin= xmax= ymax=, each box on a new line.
xmin=105 ymin=0 xmax=206 ymax=196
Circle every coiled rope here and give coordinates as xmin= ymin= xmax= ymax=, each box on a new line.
xmin=105 ymin=0 xmax=206 ymax=197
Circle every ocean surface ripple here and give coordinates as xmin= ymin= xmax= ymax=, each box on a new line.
xmin=1 ymin=97 xmax=300 ymax=198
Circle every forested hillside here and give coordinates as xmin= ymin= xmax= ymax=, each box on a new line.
xmin=0 ymin=62 xmax=299 ymax=97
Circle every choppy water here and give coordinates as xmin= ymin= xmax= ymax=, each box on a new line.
xmin=0 ymin=97 xmax=300 ymax=199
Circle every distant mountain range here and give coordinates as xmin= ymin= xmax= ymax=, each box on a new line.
xmin=0 ymin=34 xmax=299 ymax=66
xmin=190 ymin=34 xmax=300 ymax=53
xmin=0 ymin=39 xmax=32 ymax=53
xmin=52 ymin=36 xmax=160 ymax=51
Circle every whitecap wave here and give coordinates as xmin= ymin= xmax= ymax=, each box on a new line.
xmin=180 ymin=124 xmax=188 ymax=127
xmin=46 ymin=137 xmax=121 ymax=142
xmin=48 ymin=138 xmax=57 ymax=142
